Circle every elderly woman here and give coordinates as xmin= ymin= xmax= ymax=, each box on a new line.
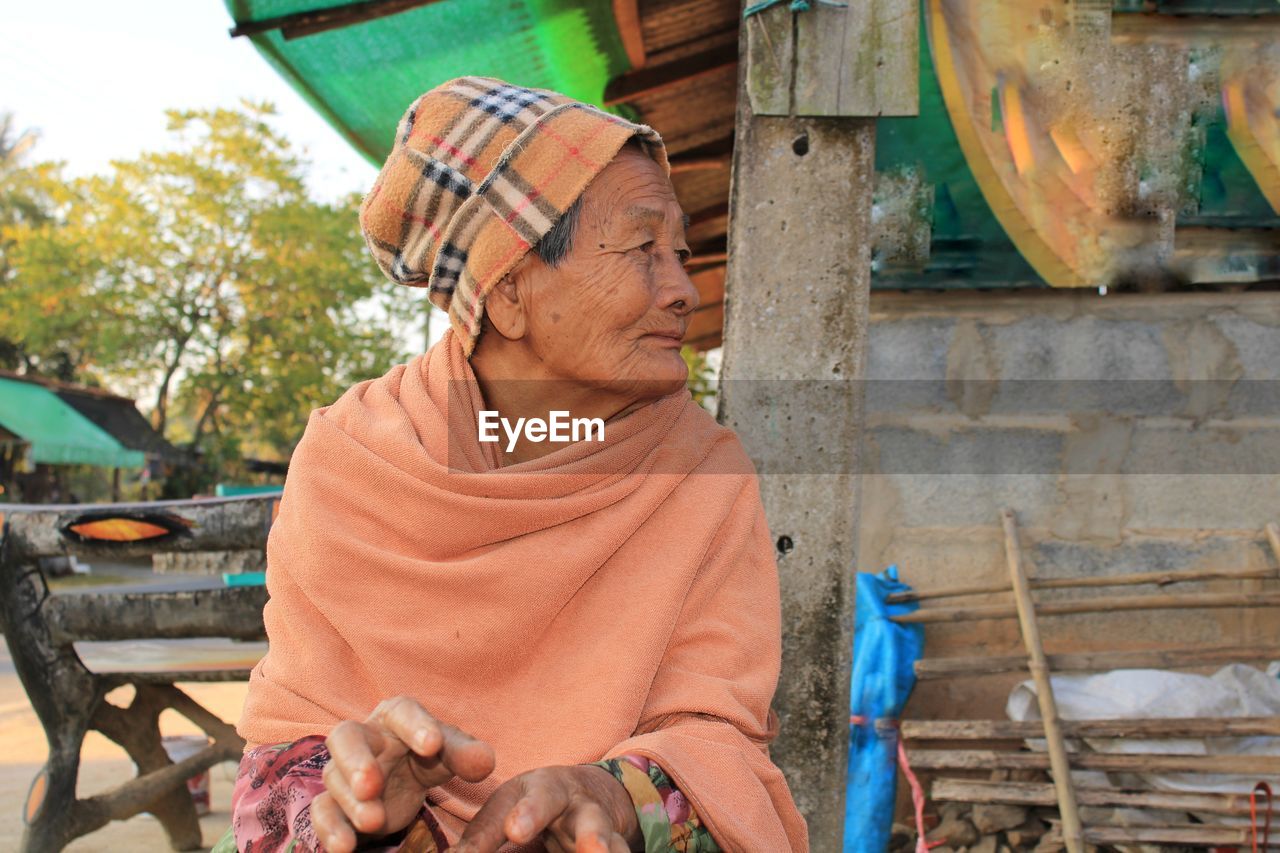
xmin=220 ymin=77 xmax=806 ymax=853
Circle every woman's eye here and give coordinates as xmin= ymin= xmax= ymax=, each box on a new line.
xmin=676 ymin=249 xmax=692 ymax=264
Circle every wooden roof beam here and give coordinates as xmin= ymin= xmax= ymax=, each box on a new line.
xmin=669 ymin=153 xmax=732 ymax=174
xmin=612 ymin=0 xmax=646 ymax=69
xmin=603 ymin=42 xmax=738 ymax=107
xmin=668 ymin=135 xmax=735 ymax=173
xmin=229 ymin=0 xmax=445 ymax=41
xmin=687 ymin=201 xmax=729 ymax=228
xmin=686 ymin=252 xmax=727 ymax=270
xmin=1112 ymin=12 xmax=1280 ymax=45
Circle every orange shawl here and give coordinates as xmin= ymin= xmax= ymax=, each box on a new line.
xmin=238 ymin=332 xmax=807 ymax=851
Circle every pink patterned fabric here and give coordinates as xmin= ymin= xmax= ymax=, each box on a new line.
xmin=228 ymin=738 xmax=715 ymax=852
xmin=230 ymin=737 xmax=448 ymax=853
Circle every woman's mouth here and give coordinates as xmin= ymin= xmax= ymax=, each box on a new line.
xmin=641 ymin=330 xmax=685 ymax=348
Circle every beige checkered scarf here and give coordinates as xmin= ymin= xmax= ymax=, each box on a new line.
xmin=359 ymin=76 xmax=669 ymax=357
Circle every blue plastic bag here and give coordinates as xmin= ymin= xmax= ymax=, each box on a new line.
xmin=844 ymin=565 xmax=925 ymax=852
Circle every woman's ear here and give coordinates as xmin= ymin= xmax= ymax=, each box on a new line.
xmin=483 ymin=272 xmax=528 ymax=341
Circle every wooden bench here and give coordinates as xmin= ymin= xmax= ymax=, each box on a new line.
xmin=0 ymin=495 xmax=278 ymax=852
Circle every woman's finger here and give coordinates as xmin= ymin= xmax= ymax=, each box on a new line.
xmin=325 ymin=720 xmax=384 ymax=801
xmin=368 ymin=697 xmax=495 ymax=785
xmin=502 ymin=780 xmax=570 ymax=846
xmin=370 ymin=695 xmax=444 ymax=758
xmin=454 ymin=780 xmax=529 ymax=853
xmin=310 ymin=791 xmax=358 ymax=853
xmin=321 ymin=760 xmax=387 ymax=836
xmin=435 ymin=721 xmax=497 ymax=783
xmin=565 ymin=798 xmax=614 ymax=853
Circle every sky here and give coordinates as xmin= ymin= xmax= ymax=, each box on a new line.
xmin=2 ymin=0 xmax=446 ymax=352
xmin=2 ymin=0 xmax=378 ymax=201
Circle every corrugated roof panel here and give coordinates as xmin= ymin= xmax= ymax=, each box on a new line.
xmin=0 ymin=377 xmax=146 ymax=468
xmin=224 ymin=0 xmax=632 ymax=164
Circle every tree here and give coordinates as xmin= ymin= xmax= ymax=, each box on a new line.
xmin=3 ymin=103 xmax=420 ymax=475
xmin=0 ymin=113 xmax=80 ymax=377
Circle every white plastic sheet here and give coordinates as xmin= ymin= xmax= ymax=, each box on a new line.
xmin=1007 ymin=663 xmax=1280 ymax=801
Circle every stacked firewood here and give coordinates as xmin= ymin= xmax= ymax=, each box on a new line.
xmin=887 ymin=766 xmax=1263 ymax=852
xmin=892 ymin=782 xmax=1059 ymax=852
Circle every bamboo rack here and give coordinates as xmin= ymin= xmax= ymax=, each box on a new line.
xmin=903 ymin=715 xmax=1280 ymax=740
xmin=887 ymin=563 xmax=1279 ymax=604
xmin=891 ymin=521 xmax=1280 ymax=606
xmin=891 ymin=589 xmax=1280 ymax=624
xmin=914 ymin=643 xmax=1278 ymax=680
xmin=1046 ymin=821 xmax=1280 ymax=849
xmin=931 ymin=777 xmax=1264 ymax=817
xmin=907 ymin=748 xmax=1280 ymax=774
xmin=901 ymin=513 xmax=1280 ymax=851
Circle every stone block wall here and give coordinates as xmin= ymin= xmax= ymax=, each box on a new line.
xmin=862 ymin=290 xmax=1280 ymax=720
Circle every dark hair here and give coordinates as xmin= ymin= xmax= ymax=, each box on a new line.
xmin=535 ymin=195 xmax=582 ymax=268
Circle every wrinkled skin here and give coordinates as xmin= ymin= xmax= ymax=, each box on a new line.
xmin=311 ymin=696 xmax=495 ymax=852
xmin=471 ymin=142 xmax=700 ymax=464
xmin=310 ymin=696 xmax=637 ymax=853
xmin=313 ymin=145 xmax=697 ymax=851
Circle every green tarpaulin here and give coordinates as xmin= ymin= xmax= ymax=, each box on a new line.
xmin=227 ymin=0 xmax=1277 ymax=292
xmin=0 ymin=377 xmax=145 ymax=468
xmin=224 ymin=0 xmax=630 ymax=165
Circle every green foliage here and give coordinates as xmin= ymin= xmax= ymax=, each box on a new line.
xmin=682 ymin=345 xmax=719 ymax=412
xmin=0 ymin=114 xmax=76 ymax=376
xmin=1 ymin=104 xmax=420 ymax=481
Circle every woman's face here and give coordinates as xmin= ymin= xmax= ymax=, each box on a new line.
xmin=503 ymin=145 xmax=700 ymax=401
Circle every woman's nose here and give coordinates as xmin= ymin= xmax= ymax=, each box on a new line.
xmin=660 ymin=258 xmax=701 ymax=316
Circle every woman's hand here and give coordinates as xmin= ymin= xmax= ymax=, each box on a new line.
xmin=311 ymin=695 xmax=496 ymax=853
xmin=454 ymin=764 xmax=642 ymax=853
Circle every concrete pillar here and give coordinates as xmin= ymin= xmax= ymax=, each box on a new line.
xmin=718 ymin=107 xmax=875 ymax=849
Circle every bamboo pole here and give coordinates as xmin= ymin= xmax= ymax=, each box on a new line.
xmin=1084 ymin=826 xmax=1280 ymax=849
xmin=1083 ymin=826 xmax=1279 ymax=848
xmin=891 ymin=590 xmax=1280 ymax=624
xmin=930 ymin=777 xmax=1261 ymax=816
xmin=1001 ymin=508 xmax=1083 ymax=853
xmin=887 ymin=564 xmax=1279 ymax=604
xmin=228 ymin=0 xmax=443 ymax=40
xmin=1261 ymin=525 xmax=1280 ymax=639
xmin=1046 ymin=822 xmax=1280 ymax=848
xmin=914 ymin=643 xmax=1276 ymax=679
xmin=906 ymin=748 xmax=1280 ymax=774
xmin=903 ymin=716 xmax=1280 ymax=740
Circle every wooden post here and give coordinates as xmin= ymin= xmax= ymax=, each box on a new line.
xmin=746 ymin=0 xmax=918 ymax=117
xmin=1001 ymin=508 xmax=1084 ymax=853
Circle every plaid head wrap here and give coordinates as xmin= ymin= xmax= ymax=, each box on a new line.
xmin=360 ymin=77 xmax=670 ymax=357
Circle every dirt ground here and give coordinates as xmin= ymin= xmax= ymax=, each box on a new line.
xmin=0 ymin=677 xmax=251 ymax=851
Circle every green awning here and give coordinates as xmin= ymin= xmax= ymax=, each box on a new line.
xmin=224 ymin=0 xmax=631 ymax=165
xmin=0 ymin=377 xmax=146 ymax=468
